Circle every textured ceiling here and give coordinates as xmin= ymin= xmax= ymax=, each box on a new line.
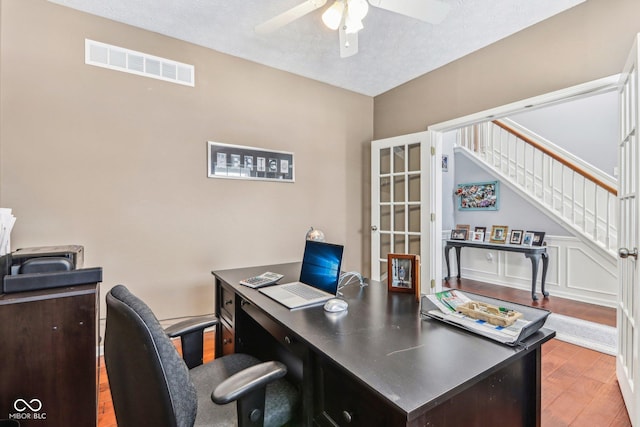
xmin=49 ymin=0 xmax=585 ymax=96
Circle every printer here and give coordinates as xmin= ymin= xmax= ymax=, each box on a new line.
xmin=0 ymin=245 xmax=102 ymax=294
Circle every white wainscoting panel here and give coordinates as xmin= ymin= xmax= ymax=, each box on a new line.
xmin=566 ymin=247 xmax=617 ymax=296
xmin=442 ymin=232 xmax=617 ymax=307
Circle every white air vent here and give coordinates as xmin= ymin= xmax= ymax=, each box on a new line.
xmin=85 ymin=39 xmax=194 ymax=87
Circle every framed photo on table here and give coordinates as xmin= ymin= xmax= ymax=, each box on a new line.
xmin=510 ymin=230 xmax=523 ymax=245
xmin=527 ymin=231 xmax=546 ymax=246
xmin=471 ymin=231 xmax=484 ymax=242
xmin=522 ymin=232 xmax=534 ymax=246
xmin=450 ymin=229 xmax=468 ymax=240
xmin=387 ymin=254 xmax=420 ymax=299
xmin=490 ymin=225 xmax=509 ymax=244
xmin=455 ymin=224 xmax=470 ymax=239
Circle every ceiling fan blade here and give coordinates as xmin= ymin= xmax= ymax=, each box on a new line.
xmin=255 ymin=0 xmax=328 ymax=34
xmin=339 ymin=26 xmax=358 ymax=58
xmin=368 ymin=0 xmax=451 ymax=24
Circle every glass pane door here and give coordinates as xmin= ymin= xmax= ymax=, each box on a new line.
xmin=371 ymin=131 xmax=440 ymax=292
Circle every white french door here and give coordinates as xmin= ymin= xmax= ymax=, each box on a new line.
xmin=370 ymin=131 xmax=442 ymax=294
xmin=617 ymin=34 xmax=640 ymax=427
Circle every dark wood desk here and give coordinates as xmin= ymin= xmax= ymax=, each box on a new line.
xmin=213 ymin=263 xmax=554 ymax=427
xmin=444 ymin=240 xmax=550 ymax=300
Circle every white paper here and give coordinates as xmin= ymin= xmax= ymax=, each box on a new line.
xmin=0 ymin=208 xmax=17 ymax=256
xmin=425 ymin=290 xmax=532 ymax=345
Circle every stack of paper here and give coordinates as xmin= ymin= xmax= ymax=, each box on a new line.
xmin=423 ymin=290 xmax=534 ymax=345
xmin=0 ymin=208 xmax=16 ymax=256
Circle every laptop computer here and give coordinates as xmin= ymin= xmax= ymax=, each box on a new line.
xmin=260 ymin=240 xmax=344 ymax=310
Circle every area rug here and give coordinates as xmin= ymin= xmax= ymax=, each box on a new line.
xmin=543 ymin=313 xmax=617 ymax=355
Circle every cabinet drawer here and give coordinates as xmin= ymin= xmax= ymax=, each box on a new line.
xmin=320 ymin=361 xmax=396 ymax=426
xmin=241 ymin=299 xmax=306 ymax=358
xmin=220 ymin=286 xmax=235 ymax=324
xmin=221 ymin=322 xmax=235 ymax=355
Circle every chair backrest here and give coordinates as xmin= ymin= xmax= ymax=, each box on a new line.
xmin=104 ymin=285 xmax=197 ymax=427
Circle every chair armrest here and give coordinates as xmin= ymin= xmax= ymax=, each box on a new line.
xmin=165 ymin=315 xmax=219 ymax=338
xmin=211 ymin=361 xmax=287 ymax=405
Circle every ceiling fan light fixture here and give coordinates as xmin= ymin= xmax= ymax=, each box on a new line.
xmin=322 ymin=1 xmax=345 ymax=30
xmin=344 ymin=14 xmax=363 ymax=34
xmin=347 ymin=0 xmax=369 ymax=21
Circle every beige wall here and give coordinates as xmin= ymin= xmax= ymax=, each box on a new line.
xmin=4 ymin=0 xmax=640 ymax=323
xmin=0 ymin=0 xmax=373 ymax=320
xmin=374 ymin=0 xmax=640 ymax=139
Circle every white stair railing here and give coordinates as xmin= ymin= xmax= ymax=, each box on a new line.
xmin=457 ymin=119 xmax=618 ymax=258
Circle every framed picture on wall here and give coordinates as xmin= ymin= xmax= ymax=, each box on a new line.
xmin=455 ymin=181 xmax=499 ymax=210
xmin=207 ymin=141 xmax=294 ymax=182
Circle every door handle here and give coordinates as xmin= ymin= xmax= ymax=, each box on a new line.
xmin=371 ymin=225 xmax=378 ymax=231
xmin=618 ymin=247 xmax=638 ymax=259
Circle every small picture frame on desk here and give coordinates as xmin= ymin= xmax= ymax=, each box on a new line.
xmin=510 ymin=230 xmax=523 ymax=245
xmin=450 ymin=229 xmax=468 ymax=240
xmin=387 ymin=254 xmax=420 ymax=298
xmin=490 ymin=225 xmax=509 ymax=244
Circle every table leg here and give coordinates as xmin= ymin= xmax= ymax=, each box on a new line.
xmin=444 ymin=245 xmax=452 ymax=280
xmin=525 ymin=253 xmax=541 ymax=301
xmin=455 ymin=247 xmax=462 ymax=279
xmin=540 ymin=252 xmax=549 ymax=297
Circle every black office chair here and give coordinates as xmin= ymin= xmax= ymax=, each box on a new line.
xmin=104 ymin=285 xmax=299 ymax=427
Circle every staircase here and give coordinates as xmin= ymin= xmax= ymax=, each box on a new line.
xmin=456 ymin=119 xmax=618 ymax=259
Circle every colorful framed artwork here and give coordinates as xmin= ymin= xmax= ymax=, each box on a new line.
xmin=455 ymin=181 xmax=499 ymax=210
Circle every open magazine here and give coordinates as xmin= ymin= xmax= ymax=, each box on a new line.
xmin=421 ymin=290 xmax=550 ymax=346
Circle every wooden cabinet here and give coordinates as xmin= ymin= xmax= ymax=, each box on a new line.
xmin=0 ymin=284 xmax=99 ymax=427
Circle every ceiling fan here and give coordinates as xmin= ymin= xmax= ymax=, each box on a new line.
xmin=255 ymin=0 xmax=451 ymax=58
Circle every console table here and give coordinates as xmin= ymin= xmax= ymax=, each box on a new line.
xmin=444 ymin=239 xmax=549 ymax=300
xmin=213 ymin=262 xmax=555 ymax=426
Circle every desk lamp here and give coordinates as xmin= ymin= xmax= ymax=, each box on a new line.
xmin=304 ymin=226 xmax=366 ymax=290
xmin=305 ymin=226 xmax=325 ymax=241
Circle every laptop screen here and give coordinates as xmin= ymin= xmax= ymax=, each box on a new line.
xmin=299 ymin=240 xmax=344 ymax=294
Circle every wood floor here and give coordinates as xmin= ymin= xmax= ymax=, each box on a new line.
xmin=97 ymin=279 xmax=631 ymax=426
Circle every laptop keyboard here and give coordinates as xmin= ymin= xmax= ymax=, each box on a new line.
xmin=283 ymin=283 xmax=327 ymax=300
